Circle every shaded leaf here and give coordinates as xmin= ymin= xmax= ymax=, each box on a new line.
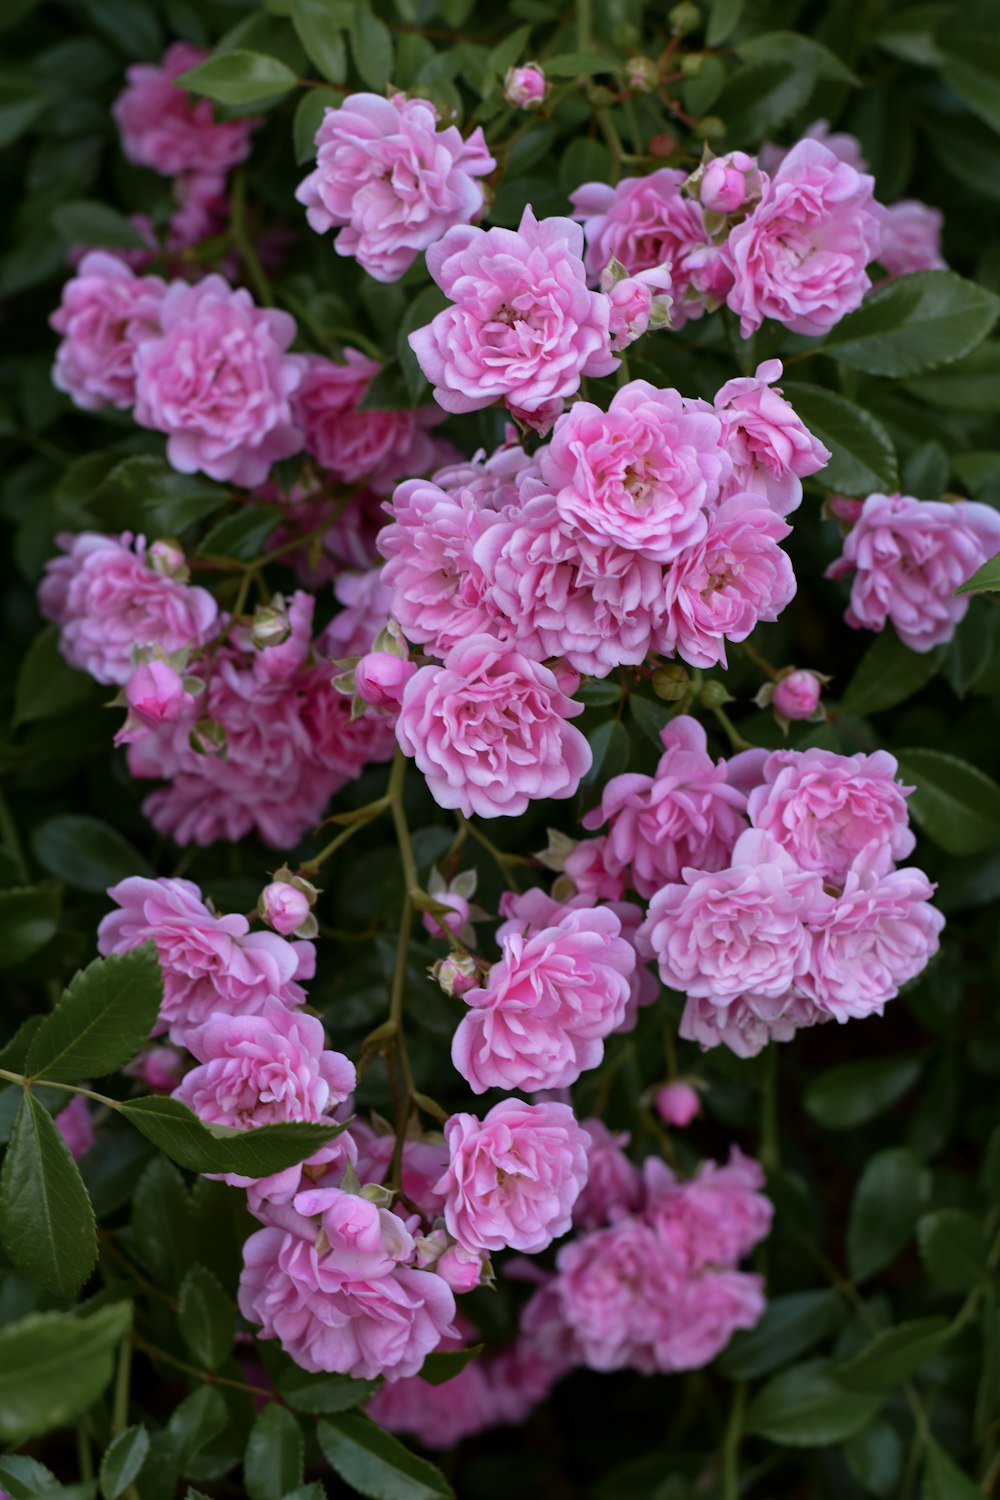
xmin=745 ymin=1359 xmax=884 ymax=1447
xmin=27 ymin=945 xmax=163 ymax=1083
xmin=822 ymin=271 xmax=1000 ymax=377
xmin=0 ymin=1090 xmax=97 ymax=1297
xmin=0 ymin=1304 xmax=132 ymax=1443
xmin=895 ymin=748 xmax=1000 ymax=855
xmin=318 ymin=1414 xmax=454 ymax=1499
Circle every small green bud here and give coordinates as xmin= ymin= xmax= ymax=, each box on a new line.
xmin=680 ymin=52 xmax=705 ymax=77
xmin=669 ymin=2 xmax=701 ymax=35
xmin=652 ymin=664 xmax=691 ymax=701
xmin=700 ymin=680 xmax=735 ymax=709
xmin=696 ymin=115 xmax=726 ymax=140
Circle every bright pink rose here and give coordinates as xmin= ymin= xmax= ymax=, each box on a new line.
xmin=679 ymin=988 xmax=827 ymax=1057
xmin=654 ymin=1267 xmax=766 ymax=1371
xmin=352 ymin=1123 xmax=451 ymax=1222
xmin=655 ymin=1082 xmax=701 ymax=1129
xmin=642 ymin=1149 xmax=772 ymax=1272
xmin=582 ymin=716 xmax=749 ymax=898
xmin=772 ymin=668 xmax=824 ymax=720
xmin=570 ymin=170 xmax=711 ymax=326
xmin=714 ymin=359 xmax=830 ymax=515
xmin=55 ymin=1096 xmax=94 ymax=1161
xmin=725 ymin=140 xmax=881 ymax=337
xmin=572 ymin=1119 xmax=643 ymax=1229
xmin=825 ymin=492 xmax=1000 ymax=652
xmin=133 ymin=275 xmax=303 ymax=487
xmin=98 ymin=876 xmax=313 ymax=1044
xmin=113 ymin=43 xmax=259 ymax=176
xmin=504 ymin=63 xmax=547 ymax=109
xmin=246 ymin=1132 xmax=359 ymax=1220
xmin=396 ymin=635 xmax=591 ymax=819
xmin=539 ymin=382 xmax=727 ymax=562
xmin=638 ymin=829 xmax=823 ymax=1004
xmin=408 ymin=205 xmax=617 ymax=421
xmin=239 ymin=1187 xmax=456 ymax=1380
xmin=657 ymin=493 xmax=796 ymax=668
xmin=296 ymin=93 xmax=494 ymax=282
xmin=259 ymin=882 xmax=313 ymax=937
xmin=432 ymin=436 xmax=538 ymax=509
xmin=50 ymin=252 xmax=165 ymax=411
xmin=437 ymin=1099 xmax=590 ymax=1255
xmin=354 ymin=652 xmax=417 ymax=710
xmin=562 ymin=838 xmax=627 ymax=902
xmin=876 ymin=200 xmax=946 ymax=278
xmin=452 ymin=907 xmax=635 ymax=1094
xmin=603 ymin=265 xmax=673 ymax=349
xmin=747 ymin=745 xmax=915 ymax=882
xmin=38 ymin=531 xmax=217 ymax=687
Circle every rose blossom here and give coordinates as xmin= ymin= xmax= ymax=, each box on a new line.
xmin=367 ymin=1353 xmax=495 ymax=1448
xmin=452 ymin=907 xmax=635 ymax=1094
xmin=55 ymin=1097 xmax=94 ymax=1161
xmin=408 ymin=205 xmax=617 ymax=421
xmin=538 ymin=382 xmax=728 ymax=562
xmin=554 ymin=1217 xmax=678 ymax=1372
xmin=133 ymin=275 xmax=303 ymax=487
xmin=582 ymin=716 xmax=749 ymax=898
xmin=725 ymin=139 xmax=881 ymax=337
xmin=352 ymin=1123 xmax=451 ymax=1222
xmin=876 ymin=200 xmax=946 ymax=278
xmin=113 ymin=43 xmax=259 ymax=176
xmin=714 ymin=359 xmax=830 ymax=515
xmin=38 ymin=531 xmax=217 ymax=687
xmin=695 ymin=151 xmax=762 ymax=215
xmin=771 ymin=668 xmax=824 ymax=721
xmin=572 ymin=1119 xmax=643 ymax=1229
xmin=124 ymin=1045 xmax=187 ymax=1093
xmin=116 ymin=660 xmax=195 ymax=747
xmin=246 ymin=1132 xmax=359 ymax=1220
xmin=354 ymin=652 xmax=417 ymax=710
xmin=602 ymin=263 xmax=673 ymax=349
xmin=50 ymin=253 xmax=165 ymax=411
xmin=504 ymin=63 xmax=547 ymax=109
xmin=437 ymin=1100 xmax=590 ymax=1255
xmin=296 ymin=92 xmax=494 ymax=282
xmin=825 ymin=492 xmax=1000 ymax=652
xmin=679 ymin=988 xmax=828 ymax=1058
xmin=642 ymin=1149 xmax=773 ymax=1272
xmin=259 ymin=882 xmax=313 ymax=937
xmin=655 ymin=1082 xmax=701 ymax=1129
xmin=396 ymin=635 xmax=591 ymax=819
xmin=98 ymin=876 xmax=314 ymax=1043
xmin=759 ymin=120 xmax=868 ymax=176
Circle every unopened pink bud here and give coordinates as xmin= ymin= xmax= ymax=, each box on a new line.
xmin=655 ymin=1081 xmax=701 ymax=1128
xmin=772 ymin=669 xmax=823 ymax=721
xmin=126 ymin=660 xmax=191 ymax=727
xmin=436 ymin=1243 xmax=486 ymax=1294
xmin=422 ymin=891 xmax=471 ymax=941
xmin=354 ymin=651 xmax=417 ymax=710
xmin=125 ymin=1045 xmax=187 ymax=1093
xmin=504 ymin=63 xmax=546 ymax=109
xmin=259 ymin=881 xmax=312 ymax=935
xmin=432 ymin=953 xmax=479 ymax=997
xmin=649 ymin=132 xmax=676 ymax=158
xmin=828 ymin=493 xmax=864 ymax=524
xmin=148 ymin=538 xmax=187 ymax=578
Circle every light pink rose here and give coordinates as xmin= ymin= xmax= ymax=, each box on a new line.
xmin=747 ymin=745 xmax=915 ymax=883
xmin=655 ymin=1082 xmax=701 ymax=1128
xmin=396 ymin=635 xmax=591 ymax=819
xmin=166 ymin=168 xmax=229 ymax=252
xmin=572 ymin=1119 xmax=643 ymax=1229
xmin=638 ymin=828 xmax=823 ymax=1004
xmin=642 ymin=1148 xmax=772 ymax=1272
xmin=725 ymin=139 xmax=881 ymax=337
xmin=322 ymin=569 xmax=395 ymax=661
xmin=772 ymin=668 xmax=824 ymax=720
xmin=825 ymin=492 xmax=1000 ymax=652
xmin=38 ymin=531 xmax=217 ymax=687
xmin=259 ymin=882 xmax=312 ymax=937
xmin=582 ymin=716 xmax=749 ymax=898
xmin=368 ymin=1355 xmax=495 ymax=1447
xmin=296 ymin=92 xmax=494 ymax=282
xmin=354 ymin=652 xmax=417 ymax=710
xmin=246 ymin=1131 xmax=358 ymax=1219
xmin=554 ymin=1216 xmax=678 ymax=1372
xmin=50 ymin=252 xmax=165 ymax=411
xmin=714 ymin=359 xmax=830 ymax=516
xmin=115 ymin=660 xmax=195 ymax=748
xmin=603 ymin=265 xmax=673 ymax=350
xmin=98 ymin=876 xmax=314 ymax=1044
xmin=55 ymin=1096 xmax=94 ymax=1161
xmin=408 ymin=205 xmax=617 ymax=421
xmin=352 ymin=1122 xmax=451 ymax=1222
xmin=432 ymin=435 xmax=538 ymax=510
xmin=452 ymin=906 xmax=635 ymax=1094
xmin=696 ymin=151 xmax=762 ymax=214
xmin=656 ymin=493 xmax=796 ymax=669
xmin=504 ymin=63 xmax=547 ymax=109
xmin=562 ymin=838 xmax=627 ymax=902
xmin=654 ymin=1267 xmax=766 ymax=1372
xmin=760 ymin=120 xmax=869 ymax=176
xmin=133 ymin=275 xmax=303 ymax=487
xmin=876 ymin=200 xmax=946 ymax=278
xmin=539 ymin=382 xmax=727 ymax=562
xmin=679 ymin=988 xmax=828 ymax=1057
xmin=113 ymin=43 xmax=259 ymax=176
xmin=437 ymin=1099 xmax=590 ymax=1255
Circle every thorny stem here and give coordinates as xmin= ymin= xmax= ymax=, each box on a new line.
xmin=457 ymin=815 xmax=526 ymax=892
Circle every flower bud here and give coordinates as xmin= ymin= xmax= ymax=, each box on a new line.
xmin=649 ymin=132 xmax=677 ymax=158
xmin=696 ymin=116 xmax=726 ymax=140
xmin=669 ymin=1 xmax=701 ymax=34
xmin=148 ymin=538 xmax=188 ymax=579
xmin=124 ymin=1045 xmax=186 ymax=1093
xmin=125 ymin=659 xmax=192 ymax=728
xmin=251 ymin=599 xmax=292 ymax=649
xmin=652 ymin=663 xmax=690 ymax=701
xmin=504 ymin=62 xmax=547 ymax=109
xmin=826 ymin=494 xmax=864 ymax=525
xmin=699 ymin=679 xmax=734 ymax=709
xmin=688 ymin=150 xmax=762 ymax=215
xmin=355 ymin=651 xmax=417 ymax=710
xmin=655 ymin=1081 xmax=701 ymax=1128
xmin=259 ymin=880 xmax=314 ymax=936
xmin=602 ymin=263 xmax=673 ymax=351
xmin=431 ymin=952 xmax=479 ymax=998
xmin=680 ymin=52 xmax=705 ymax=77
xmin=772 ymin=669 xmax=825 ymax=722
xmin=436 ymin=1243 xmax=488 ymax=1293
xmin=625 ymin=54 xmax=659 ymax=92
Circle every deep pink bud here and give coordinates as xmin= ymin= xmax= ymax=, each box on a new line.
xmin=772 ymin=669 xmax=823 ymax=721
xmin=126 ymin=660 xmax=191 ymax=727
xmin=355 ymin=651 xmax=417 ymax=709
xmin=260 ymin=881 xmax=312 ymax=936
xmin=655 ymin=1081 xmax=701 ymax=1128
xmin=504 ymin=64 xmax=546 ymax=109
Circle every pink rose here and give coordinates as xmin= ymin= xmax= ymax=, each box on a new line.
xmin=452 ymin=906 xmax=635 ymax=1094
xmin=124 ymin=1045 xmax=187 ymax=1094
xmin=167 ymin=168 xmax=229 ymax=252
xmin=504 ymin=64 xmax=547 ymax=109
xmin=437 ymin=1099 xmax=590 ymax=1254
xmin=760 ymin=120 xmax=868 ymax=176
xmin=714 ymin=359 xmax=830 ymax=516
xmin=38 ymin=531 xmax=218 ymax=687
xmin=562 ymin=838 xmax=626 ymax=902
xmin=772 ymin=668 xmax=824 ymax=721
xmin=539 ymin=382 xmax=728 ymax=563
xmin=408 ymin=205 xmax=617 ymax=421
xmin=876 ymin=200 xmax=946 ymax=279
xmin=113 ymin=43 xmax=259 ymax=177
xmin=50 ymin=252 xmax=165 ymax=411
xmin=825 ymin=492 xmax=1000 ymax=652
xmin=554 ymin=1217 xmax=677 ymax=1372
xmin=642 ymin=1149 xmax=772 ymax=1272
xmin=368 ymin=1356 xmax=495 ymax=1448
xmin=572 ymin=1119 xmax=643 ymax=1229
xmin=396 ymin=635 xmax=591 ymax=819
xmin=121 ymin=659 xmax=194 ymax=734
xmin=655 ymin=1082 xmax=701 ymax=1129
xmin=354 ymin=652 xmax=417 ymax=710
xmin=296 ymin=93 xmax=494 ymax=282
xmin=679 ymin=988 xmax=827 ymax=1058
xmin=54 ymin=1096 xmax=94 ymax=1161
xmin=725 ymin=139 xmax=881 ymax=337
xmin=603 ymin=265 xmax=673 ymax=350
xmin=133 ymin=275 xmax=303 ymax=487
xmin=696 ymin=151 xmax=762 ymax=214
xmin=352 ymin=1123 xmax=451 ymax=1222
xmin=246 ymin=1132 xmax=358 ymax=1220
xmin=259 ymin=882 xmax=313 ymax=937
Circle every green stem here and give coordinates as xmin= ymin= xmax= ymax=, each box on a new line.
xmin=388 ymin=749 xmax=420 ymax=898
xmin=112 ymin=1333 xmax=132 ymax=1438
xmin=711 ymin=704 xmax=754 ymax=753
xmin=131 ymin=1331 xmax=272 ymax=1398
xmin=299 ymin=797 xmax=389 ymax=875
xmin=459 ymin=816 xmax=525 ymax=892
xmin=0 ymin=1068 xmax=119 ymax=1107
xmin=76 ymin=1425 xmax=94 ymax=1484
xmin=229 ymin=168 xmax=272 ymax=307
xmin=576 ymin=0 xmax=592 ymax=51
xmin=0 ymin=787 xmax=29 ymax=883
xmin=722 ymin=1382 xmax=747 ymax=1500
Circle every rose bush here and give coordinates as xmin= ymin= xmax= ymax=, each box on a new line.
xmin=2 ymin=1 xmax=1000 ymax=1498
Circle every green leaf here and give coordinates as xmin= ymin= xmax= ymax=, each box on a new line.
xmin=901 ymin=342 xmax=1000 ymax=412
xmin=942 ymin=40 xmax=1000 ymax=135
xmin=245 ymin=1404 xmax=304 ymax=1500
xmin=51 ymin=201 xmax=150 ymax=250
xmin=485 ymin=25 xmax=532 ymax=85
xmin=197 ymin=505 xmax=282 ymax=562
xmin=895 ymin=748 xmax=1000 ymax=855
xmin=32 ymin=815 xmax=154 ymax=892
xmin=168 ymin=1386 xmax=228 ymax=1473
xmin=0 ymin=1303 xmax=132 ymax=1443
xmin=419 ymin=1345 xmax=483 ymax=1385
xmin=873 ymin=5 xmax=948 ymax=65
xmin=0 ymin=1090 xmax=97 ymax=1296
xmin=839 ymin=629 xmax=943 ymax=717
xmin=577 ymin=680 xmax=622 ymax=707
xmin=131 ymin=1156 xmax=193 ymax=1291
xmin=0 ymin=88 xmax=45 ymax=150
xmin=804 ymin=1056 xmax=923 ymax=1130
xmin=27 ymin=946 xmax=163 ymax=1083
xmin=350 ymin=5 xmax=393 ymax=91
xmin=119 ymin=1095 xmax=348 ymax=1175
xmin=14 ymin=626 xmax=95 ymax=727
xmin=0 ymin=1456 xmax=61 ymax=1500
xmin=918 ymin=1208 xmax=988 ymax=1293
xmin=582 ymin=719 xmax=630 ymax=790
xmin=0 ymin=886 xmax=61 ymax=969
xmin=544 ymin=51 xmax=618 ymax=76
xmin=277 ymin=1367 xmax=377 ymax=1414
xmin=290 ymin=0 xmax=347 ymax=82
xmin=848 ymin=1148 xmax=927 ymax=1283
xmin=706 ymin=0 xmax=744 ymax=47
xmin=177 ymin=49 xmax=299 ymax=105
xmin=100 ymin=1426 xmax=150 ymax=1500
xmin=745 ymin=1359 xmax=884 ymax=1447
xmin=294 ymin=86 xmax=340 ymax=163
xmin=837 ymin=1317 xmax=951 ymax=1390
xmin=178 ymin=1266 xmax=236 ymax=1371
xmin=629 ymin=694 xmax=673 ymax=748
xmin=719 ymin=1291 xmax=844 ymax=1380
xmin=957 ymin=549 xmax=1000 ymax=595
xmin=923 ymin=1437 xmax=987 ymax=1499
xmin=715 ymin=58 xmax=819 ymax=144
xmin=822 ymin=271 xmax=1000 ymax=377
xmin=318 ymin=1413 xmax=454 ymax=1500
xmin=843 ymin=1417 xmax=903 ymax=1499
xmin=735 ymin=31 xmax=858 ymax=84
xmin=398 ymin=285 xmax=449 ymax=404
xmin=86 ymin=456 xmax=229 ymax=536
xmin=780 ymin=383 xmax=898 ymax=495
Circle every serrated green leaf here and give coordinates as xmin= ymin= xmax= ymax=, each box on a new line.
xmin=0 ymin=885 xmax=61 ymax=969
xmin=706 ymin=0 xmax=744 ymax=47
xmin=839 ymin=629 xmax=943 ymax=717
xmin=745 ymin=1359 xmax=884 ymax=1446
xmin=197 ymin=505 xmax=282 ymax=562
xmin=957 ymin=549 xmax=1000 ymax=595
xmin=177 ymin=48 xmax=299 ymax=105
xmin=120 ymin=1095 xmax=348 ymax=1175
xmin=804 ymin=1056 xmax=923 ymax=1130
xmin=715 ymin=57 xmax=819 ymax=143
xmin=0 ymin=1455 xmax=61 ymax=1500
xmin=294 ymin=86 xmax=340 ymax=163
xmin=735 ymin=30 xmax=858 ymax=84
xmin=419 ymin=1345 xmax=483 ymax=1385
xmin=178 ymin=1265 xmax=236 ymax=1370
xmin=100 ymin=1425 xmax=150 ymax=1500
xmin=350 ymin=5 xmax=393 ymax=91
xmin=486 ymin=25 xmax=532 ymax=84
xmin=918 ymin=1208 xmax=988 ymax=1292
xmin=131 ymin=1155 xmax=193 ymax=1291
xmin=895 ymin=748 xmax=1000 ymax=854
xmin=848 ymin=1148 xmax=927 ymax=1283
xmin=245 ymin=1403 xmax=304 ymax=1500
xmin=32 ymin=815 xmax=154 ymax=892
xmin=0 ymin=1090 xmax=97 ymax=1296
xmin=168 ymin=1386 xmax=228 ymax=1473
xmin=902 ymin=342 xmax=1000 ymax=412
xmin=277 ymin=1367 xmax=378 ymax=1414
xmin=51 ymin=200 xmax=150 ymax=250
xmin=781 ymin=382 xmax=897 ymax=495
xmin=27 ymin=945 xmax=162 ymax=1083
xmin=923 ymin=1438 xmax=986 ymax=1499
xmin=822 ymin=271 xmax=1000 ymax=377
xmin=318 ymin=1413 xmax=454 ymax=1500
xmin=837 ymin=1317 xmax=951 ymax=1390
xmin=0 ymin=1304 xmax=131 ymax=1443
xmin=14 ymin=627 xmax=95 ymax=727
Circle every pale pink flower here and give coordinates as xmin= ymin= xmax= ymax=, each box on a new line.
xmin=725 ymin=140 xmax=881 ymax=337
xmin=759 ymin=120 xmax=868 ymax=176
xmin=572 ymin=1119 xmax=643 ymax=1229
xmin=876 ymin=200 xmax=946 ymax=278
xmin=396 ymin=635 xmax=591 ymax=819
xmin=367 ymin=1356 xmax=494 ymax=1448
xmin=116 ymin=660 xmax=196 ymax=746
xmin=296 ymin=93 xmax=494 ymax=282
xmin=408 ymin=205 xmax=617 ymax=421
xmin=562 ymin=838 xmax=626 ymax=902
xmin=352 ymin=1123 xmax=451 ymax=1222
xmin=695 ymin=151 xmax=762 ymax=214
xmin=355 ymin=652 xmax=417 ymax=710
xmin=259 ymin=882 xmax=313 ymax=937
xmin=50 ymin=253 xmax=165 ymax=411
xmin=167 ymin=168 xmax=229 ymax=251
xmin=432 ymin=435 xmax=538 ymax=510
xmin=714 ymin=358 xmax=830 ymax=515
xmin=772 ymin=668 xmax=824 ymax=721
xmin=603 ymin=265 xmax=673 ymax=350
xmin=98 ymin=876 xmax=314 ymax=1044
xmin=655 ymin=1082 xmax=701 ymax=1128
xmin=504 ymin=64 xmax=547 ymax=109
xmin=124 ymin=1045 xmax=187 ymax=1094
xmin=582 ymin=716 xmax=749 ymax=898
xmin=55 ymin=1096 xmax=94 ymax=1161
xmin=825 ymin=492 xmax=1000 ymax=652
xmin=113 ymin=43 xmax=259 ymax=177
xmin=437 ymin=1099 xmax=590 ymax=1255
xmin=554 ymin=1216 xmax=678 ymax=1372
xmin=642 ymin=1149 xmax=773 ymax=1272
xmin=133 ymin=275 xmax=303 ymax=487
xmin=38 ymin=531 xmax=217 ymax=687
xmin=323 ymin=569 xmax=395 ymax=661
xmin=245 ymin=1131 xmax=359 ymax=1219
xmin=679 ymin=988 xmax=828 ymax=1057
xmin=452 ymin=907 xmax=635 ymax=1094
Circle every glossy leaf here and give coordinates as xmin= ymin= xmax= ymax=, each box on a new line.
xmin=781 ymin=382 xmax=898 ymax=495
xmin=822 ymin=271 xmax=1000 ymax=376
xmin=178 ymin=1265 xmax=236 ymax=1371
xmin=894 ymin=748 xmax=1000 ymax=854
xmin=0 ymin=1304 xmax=132 ymax=1443
xmin=177 ymin=48 xmax=299 ymax=104
xmin=277 ymin=1367 xmax=378 ymax=1414
xmin=27 ymin=944 xmax=163 ymax=1083
xmin=847 ymin=1148 xmax=927 ymax=1283
xmin=0 ymin=1090 xmax=97 ymax=1296
xmin=836 ymin=1317 xmax=951 ymax=1390
xmin=100 ymin=1426 xmax=150 ymax=1500
xmin=804 ymin=1056 xmax=923 ymax=1129
xmin=318 ymin=1413 xmax=455 ymax=1499
xmin=839 ymin=630 xmax=943 ymax=717
xmin=32 ymin=815 xmax=154 ymax=891
xmin=245 ymin=1403 xmax=304 ymax=1500
xmin=119 ymin=1095 xmax=348 ymax=1175
xmin=745 ymin=1359 xmax=884 ymax=1447
xmin=957 ymin=549 xmax=1000 ymax=595
xmin=918 ymin=1208 xmax=988 ymax=1292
